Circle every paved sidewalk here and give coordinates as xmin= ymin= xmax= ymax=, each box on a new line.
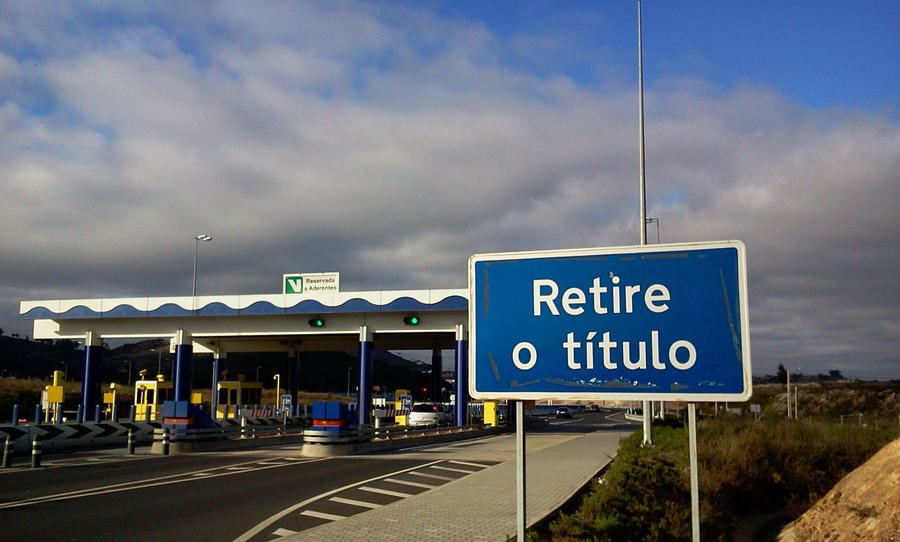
xmin=287 ymin=429 xmax=629 ymax=541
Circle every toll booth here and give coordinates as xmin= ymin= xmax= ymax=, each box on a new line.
xmin=103 ymin=383 xmax=117 ymax=421
xmin=134 ymin=375 xmax=173 ymax=421
xmin=216 ymin=380 xmax=263 ymax=419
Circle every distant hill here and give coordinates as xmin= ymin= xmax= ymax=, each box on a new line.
xmin=0 ymin=335 xmax=84 ymax=379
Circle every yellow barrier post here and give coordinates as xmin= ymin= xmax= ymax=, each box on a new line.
xmin=484 ymin=400 xmax=498 ymax=426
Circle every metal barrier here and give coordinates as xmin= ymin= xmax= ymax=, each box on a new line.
xmin=0 ymin=421 xmax=160 ymax=453
xmin=302 ymin=423 xmax=488 ymax=444
xmin=0 ymin=416 xmax=307 ymax=454
xmin=153 ymin=417 xmax=307 ymax=446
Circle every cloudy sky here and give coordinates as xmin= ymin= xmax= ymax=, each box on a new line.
xmin=2 ymin=1 xmax=898 ymax=379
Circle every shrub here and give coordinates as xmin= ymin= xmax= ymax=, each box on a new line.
xmin=540 ymin=416 xmax=898 ymax=541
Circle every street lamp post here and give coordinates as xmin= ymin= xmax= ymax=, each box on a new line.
xmin=154 ymin=348 xmax=164 ymax=378
xmin=192 ymin=234 xmax=212 ymax=298
xmin=637 ymin=0 xmax=653 ymax=449
xmin=273 ymin=374 xmax=281 ymax=410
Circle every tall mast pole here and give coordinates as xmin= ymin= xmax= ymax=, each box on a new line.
xmin=637 ymin=0 xmax=653 ymax=448
xmin=638 ymin=0 xmax=648 ymax=246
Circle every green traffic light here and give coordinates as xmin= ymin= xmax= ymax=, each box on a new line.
xmin=404 ymin=315 xmax=420 ymax=325
xmin=309 ymin=318 xmax=325 ymax=328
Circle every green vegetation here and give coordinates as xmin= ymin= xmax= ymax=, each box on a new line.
xmin=533 ymin=416 xmax=898 ymax=541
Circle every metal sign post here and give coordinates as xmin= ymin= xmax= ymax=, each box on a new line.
xmin=688 ymin=403 xmax=700 ymax=542
xmin=516 ymin=400 xmax=526 ymax=541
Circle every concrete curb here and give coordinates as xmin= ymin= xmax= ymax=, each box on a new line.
xmin=300 ymin=426 xmax=508 ymax=457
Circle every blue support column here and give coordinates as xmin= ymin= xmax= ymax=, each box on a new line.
xmin=173 ymin=330 xmax=193 ymax=402
xmin=454 ymin=325 xmax=468 ymax=427
xmin=162 ymin=330 xmax=213 ymax=429
xmin=81 ymin=331 xmax=103 ymax=422
xmin=357 ymin=326 xmax=373 ymax=426
xmin=211 ymin=353 xmax=226 ymax=419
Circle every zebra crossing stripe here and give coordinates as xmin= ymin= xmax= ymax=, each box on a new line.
xmin=448 ymin=460 xmax=488 ymax=469
xmin=431 ymin=465 xmax=477 ymax=474
xmin=329 ymin=496 xmax=382 ymax=509
xmin=301 ymin=510 xmax=346 ymax=521
xmin=408 ymin=471 xmax=454 ymax=481
xmin=383 ymin=477 xmax=437 ymax=489
xmin=358 ymin=486 xmax=415 ymax=498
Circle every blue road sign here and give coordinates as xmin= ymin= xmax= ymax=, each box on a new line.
xmin=468 ymin=241 xmax=751 ymax=401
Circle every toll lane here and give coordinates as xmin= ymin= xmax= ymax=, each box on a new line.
xmin=0 ymin=411 xmax=635 ymax=541
xmin=238 ymin=458 xmax=498 ymax=541
xmin=0 ymin=449 xmax=435 ymax=541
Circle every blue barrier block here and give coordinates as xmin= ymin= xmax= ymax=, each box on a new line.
xmin=161 ymin=400 xmax=215 ymax=429
xmin=325 ymin=401 xmax=342 ymax=420
xmin=312 ymin=401 xmax=327 ymax=420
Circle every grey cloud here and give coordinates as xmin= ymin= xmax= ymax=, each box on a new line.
xmin=1 ymin=2 xmax=897 ymax=380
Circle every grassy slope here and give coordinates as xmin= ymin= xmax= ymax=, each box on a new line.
xmin=536 ymin=415 xmax=898 ymax=541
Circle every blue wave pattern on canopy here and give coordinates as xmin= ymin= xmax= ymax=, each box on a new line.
xmin=21 ymin=294 xmax=469 ymax=319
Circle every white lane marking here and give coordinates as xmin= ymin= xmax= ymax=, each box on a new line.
xmin=383 ymin=477 xmax=436 ymax=489
xmin=431 ymin=465 xmax=476 ymax=474
xmin=233 ymin=460 xmax=444 ymax=542
xmin=41 ymin=455 xmax=148 ymax=468
xmin=329 ymin=496 xmax=382 ymax=509
xmin=271 ymin=527 xmax=298 ymax=537
xmin=448 ymin=460 xmax=490 ymax=468
xmin=301 ymin=510 xmax=346 ymax=522
xmin=358 ymin=486 xmax=416 ymax=498
xmin=408 ymin=471 xmax=454 ymax=481
xmin=0 ymin=457 xmax=330 ymax=510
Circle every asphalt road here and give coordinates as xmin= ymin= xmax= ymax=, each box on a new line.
xmin=0 ymin=408 xmax=633 ymax=541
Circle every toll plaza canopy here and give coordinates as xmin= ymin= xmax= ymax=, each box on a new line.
xmin=19 ymin=288 xmax=470 ymax=426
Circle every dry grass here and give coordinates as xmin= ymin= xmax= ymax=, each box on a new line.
xmin=539 ymin=415 xmax=898 ymax=542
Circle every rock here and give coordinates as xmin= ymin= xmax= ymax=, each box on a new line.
xmin=779 ymin=437 xmax=900 ymax=541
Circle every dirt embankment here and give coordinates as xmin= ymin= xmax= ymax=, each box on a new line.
xmin=778 ymin=437 xmax=900 ymax=541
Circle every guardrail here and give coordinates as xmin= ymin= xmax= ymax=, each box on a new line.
xmin=156 ymin=418 xmax=307 ymax=444
xmin=302 ymin=423 xmax=489 ymax=444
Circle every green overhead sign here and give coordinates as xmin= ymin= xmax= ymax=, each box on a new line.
xmin=283 ymin=272 xmax=340 ymax=294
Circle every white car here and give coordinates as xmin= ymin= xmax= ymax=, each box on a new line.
xmin=408 ymin=403 xmax=452 ymax=427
